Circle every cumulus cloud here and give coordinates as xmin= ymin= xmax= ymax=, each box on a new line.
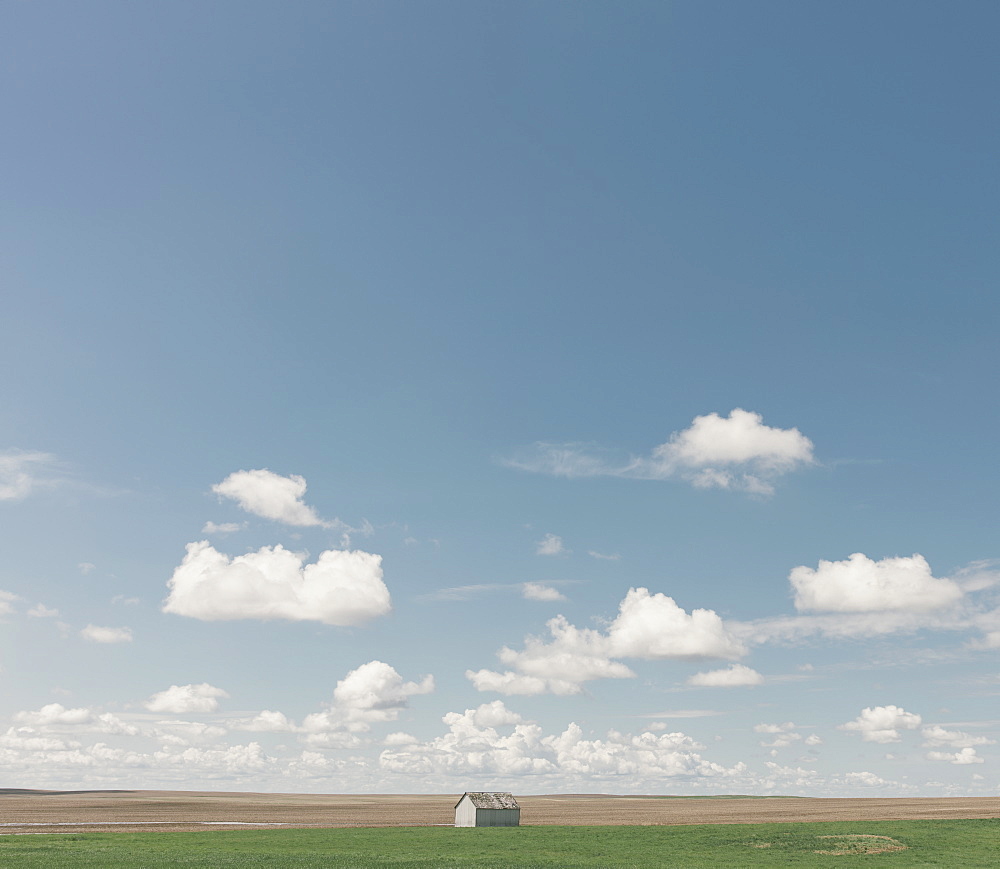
xmin=234 ymin=710 xmax=299 ymax=733
xmin=379 ymin=701 xmax=744 ymax=782
xmin=212 ymin=469 xmax=330 ymax=527
xmin=80 ymin=625 xmax=133 ymax=644
xmin=504 ymin=409 xmax=814 ymax=495
xmin=607 ymin=588 xmax=745 ymax=661
xmin=687 ymin=664 xmax=763 ymax=687
xmin=470 ymin=588 xmax=743 ymax=695
xmin=649 ymin=409 xmax=814 ymax=493
xmin=926 ymin=748 xmax=984 ymax=764
xmin=27 ymin=604 xmax=59 ymax=618
xmin=465 ymin=670 xmax=581 ymax=697
xmin=522 ymin=583 xmax=566 ymax=602
xmin=0 ymin=450 xmax=57 ymax=501
xmin=145 ymin=683 xmax=229 ymax=715
xmin=921 ymin=725 xmax=995 ymax=749
xmin=226 ymin=662 xmax=433 ymax=743
xmin=15 ymin=703 xmax=93 ymax=726
xmin=731 ymin=554 xmax=986 ymax=646
xmin=536 ymin=534 xmax=565 ymax=556
xmin=12 ymin=705 xmax=139 ymax=737
xmin=791 ymin=553 xmax=963 ymax=613
xmin=840 ymin=706 xmax=922 ymax=743
xmin=302 ymin=661 xmax=434 ymax=736
xmin=753 ymin=722 xmax=805 ymax=748
xmin=844 ymin=771 xmax=890 ymax=787
xmin=162 ymin=541 xmax=391 ymax=626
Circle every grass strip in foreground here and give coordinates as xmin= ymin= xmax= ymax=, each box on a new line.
xmin=0 ymin=818 xmax=997 ymax=867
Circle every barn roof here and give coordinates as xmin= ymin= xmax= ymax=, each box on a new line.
xmin=456 ymin=792 xmax=519 ymax=810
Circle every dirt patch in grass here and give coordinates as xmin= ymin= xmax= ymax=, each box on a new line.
xmin=814 ymin=834 xmax=908 ymax=855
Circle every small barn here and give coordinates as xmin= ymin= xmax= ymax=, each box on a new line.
xmin=454 ymin=792 xmax=520 ymax=827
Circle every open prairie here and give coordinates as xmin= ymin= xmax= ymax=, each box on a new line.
xmin=1 ymin=789 xmax=999 ymax=833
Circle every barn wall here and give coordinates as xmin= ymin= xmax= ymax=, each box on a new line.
xmin=454 ymin=798 xmax=478 ymax=827
xmin=476 ymin=808 xmax=520 ymax=827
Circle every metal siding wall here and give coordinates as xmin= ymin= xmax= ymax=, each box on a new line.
xmin=476 ymin=808 xmax=520 ymax=827
xmin=455 ymin=798 xmax=477 ymax=827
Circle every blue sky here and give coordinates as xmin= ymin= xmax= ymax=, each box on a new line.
xmin=2 ymin=0 xmax=999 ymax=795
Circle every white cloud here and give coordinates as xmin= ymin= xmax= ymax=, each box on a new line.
xmin=27 ymin=604 xmax=59 ymax=618
xmin=470 ymin=588 xmax=743 ymax=696
xmin=488 ymin=616 xmax=635 ymax=693
xmin=230 ymin=710 xmax=299 ymax=733
xmin=649 ymin=409 xmax=814 ymax=494
xmin=921 ymin=725 xmax=995 ymax=749
xmin=162 ymin=541 xmax=391 ymax=626
xmin=0 ymin=450 xmax=57 ymax=501
xmin=471 ymin=699 xmax=524 ymax=727
xmin=465 ymin=669 xmax=580 ymax=696
xmin=926 ymin=748 xmax=984 ymax=765
xmin=94 ymin=714 xmax=140 ymax=736
xmin=844 ymin=771 xmax=890 ymax=787
xmin=152 ymin=720 xmax=228 ymax=746
xmin=11 ymin=705 xmax=138 ymax=737
xmin=687 ymin=664 xmax=763 ymax=687
xmin=80 ymin=625 xmax=133 ymax=644
xmin=303 ymin=661 xmax=434 ymax=735
xmin=522 ymin=583 xmax=566 ymax=602
xmin=840 ymin=706 xmax=922 ymax=743
xmin=754 ymin=722 xmax=796 ymax=734
xmin=731 ymin=555 xmax=988 ymax=646
xmin=536 ymin=534 xmax=565 ymax=556
xmin=588 ymin=551 xmax=620 ymax=561
xmin=379 ymin=703 xmax=743 ymax=782
xmin=607 ymin=588 xmax=745 ymax=661
xmin=0 ymin=590 xmax=20 ymax=616
xmin=211 ymin=469 xmax=329 ymax=527
xmin=145 ymin=683 xmax=229 ymax=715
xmin=791 ymin=553 xmax=963 ymax=613
xmin=78 ymin=563 xmax=96 ymax=575
xmin=200 ymin=521 xmax=244 ymax=535
xmin=753 ymin=722 xmax=802 ymax=748
xmin=15 ymin=703 xmax=93 ymax=726
xmin=505 ymin=409 xmax=814 ymax=495
xmin=971 ymin=630 xmax=1000 ymax=649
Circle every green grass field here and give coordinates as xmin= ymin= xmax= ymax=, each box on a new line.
xmin=0 ymin=820 xmax=998 ymax=868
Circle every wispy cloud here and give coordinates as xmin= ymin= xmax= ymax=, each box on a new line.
xmin=522 ymin=582 xmax=566 ymax=602
xmin=588 ymin=550 xmax=620 ymax=561
xmin=536 ymin=533 xmax=565 ymax=556
xmin=80 ymin=624 xmax=133 ymax=644
xmin=0 ymin=450 xmax=59 ymax=501
xmin=503 ymin=409 xmax=815 ymax=495
xmin=634 ymin=709 xmax=725 ymax=719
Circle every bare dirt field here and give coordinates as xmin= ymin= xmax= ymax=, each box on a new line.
xmin=1 ymin=790 xmax=999 ymax=834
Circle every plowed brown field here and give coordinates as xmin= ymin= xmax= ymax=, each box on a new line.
xmin=1 ymin=790 xmax=999 ymax=834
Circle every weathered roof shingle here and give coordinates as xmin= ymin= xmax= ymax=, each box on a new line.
xmin=457 ymin=792 xmax=519 ymax=810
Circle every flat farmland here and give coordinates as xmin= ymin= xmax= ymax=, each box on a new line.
xmin=2 ymin=789 xmax=999 ymax=833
